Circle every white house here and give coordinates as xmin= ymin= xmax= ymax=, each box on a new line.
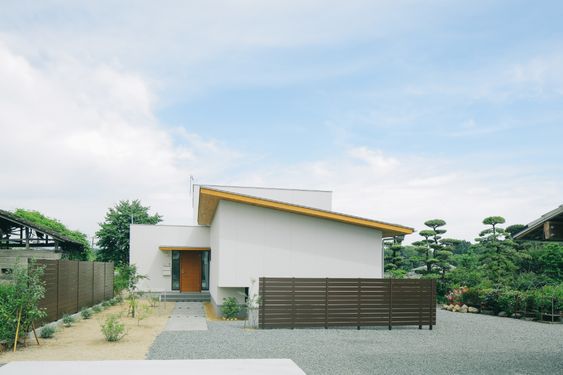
xmin=130 ymin=185 xmax=413 ymax=313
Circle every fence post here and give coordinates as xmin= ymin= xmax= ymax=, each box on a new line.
xmin=325 ymin=278 xmax=328 ymax=329
xmin=76 ymin=261 xmax=80 ymax=313
xmin=418 ymin=280 xmax=422 ymax=329
xmin=56 ymin=260 xmax=60 ymax=320
xmin=291 ymin=277 xmax=295 ymax=329
xmin=357 ymin=278 xmax=361 ymax=330
xmin=259 ymin=278 xmax=265 ymax=329
xmin=388 ymin=278 xmax=393 ymax=330
xmin=91 ymin=262 xmax=95 ymax=306
xmin=429 ymin=279 xmax=434 ymax=330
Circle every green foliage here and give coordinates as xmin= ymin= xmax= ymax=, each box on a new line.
xmin=384 ymin=236 xmax=405 ymax=272
xmin=101 ymin=314 xmax=126 ymax=342
xmin=39 ymin=325 xmax=56 ymax=339
xmin=102 ymin=301 xmax=111 ymax=308
xmin=62 ymin=314 xmax=75 ymax=327
xmin=96 ymin=200 xmax=162 ymax=265
xmin=12 ymin=209 xmax=93 ymax=260
xmin=114 ymin=264 xmax=147 ymax=295
xmin=92 ymin=305 xmax=103 ymax=313
xmin=221 ymin=297 xmax=241 ymax=319
xmin=0 ymin=262 xmax=46 ymax=348
xmin=80 ymin=308 xmax=93 ymax=319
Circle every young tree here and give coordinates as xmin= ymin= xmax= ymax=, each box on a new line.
xmin=96 ymin=200 xmax=162 ymax=265
xmin=384 ymin=235 xmax=405 ymax=271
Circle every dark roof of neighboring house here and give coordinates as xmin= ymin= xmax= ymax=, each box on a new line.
xmin=514 ymin=205 xmax=563 ymax=241
xmin=0 ymin=209 xmax=82 ymax=245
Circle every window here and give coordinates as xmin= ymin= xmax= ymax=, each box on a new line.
xmin=171 ymin=251 xmax=180 ymax=290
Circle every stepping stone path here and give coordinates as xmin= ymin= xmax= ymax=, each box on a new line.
xmin=164 ymin=302 xmax=208 ymax=331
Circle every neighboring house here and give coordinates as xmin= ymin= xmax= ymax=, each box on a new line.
xmin=0 ymin=209 xmax=83 ymax=280
xmin=514 ymin=205 xmax=563 ymax=242
xmin=130 ymin=185 xmax=414 ymax=313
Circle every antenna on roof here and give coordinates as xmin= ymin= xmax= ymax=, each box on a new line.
xmin=189 ymin=175 xmax=195 ymax=208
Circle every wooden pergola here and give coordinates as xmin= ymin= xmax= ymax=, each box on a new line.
xmin=0 ymin=209 xmax=82 ymax=251
xmin=514 ymin=205 xmax=563 ymax=242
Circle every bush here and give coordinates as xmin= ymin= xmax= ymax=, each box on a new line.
xmin=62 ymin=314 xmax=75 ymax=327
xmin=102 ymin=301 xmax=111 ymax=308
xmin=101 ymin=314 xmax=126 ymax=342
xmin=39 ymin=325 xmax=56 ymax=339
xmin=80 ymin=308 xmax=93 ymax=319
xmin=0 ymin=263 xmax=46 ymax=348
xmin=92 ymin=305 xmax=102 ymax=313
xmin=221 ymin=297 xmax=241 ymax=319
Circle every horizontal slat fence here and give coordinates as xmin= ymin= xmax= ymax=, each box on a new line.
xmin=32 ymin=259 xmax=114 ymax=324
xmin=259 ymin=278 xmax=436 ymax=330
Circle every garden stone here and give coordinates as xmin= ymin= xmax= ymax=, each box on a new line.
xmin=460 ymin=305 xmax=468 ymax=313
xmin=442 ymin=304 xmax=449 ymax=310
xmin=447 ymin=304 xmax=454 ymax=311
xmin=468 ymin=307 xmax=479 ymax=313
xmin=498 ymin=311 xmax=507 ymax=317
xmin=453 ymin=305 xmax=461 ymax=312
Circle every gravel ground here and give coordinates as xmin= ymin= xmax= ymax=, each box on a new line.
xmin=148 ymin=309 xmax=563 ymax=375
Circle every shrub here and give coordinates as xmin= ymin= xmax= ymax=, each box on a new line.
xmin=221 ymin=297 xmax=241 ymax=319
xmin=101 ymin=314 xmax=126 ymax=342
xmin=62 ymin=314 xmax=75 ymax=327
xmin=92 ymin=305 xmax=102 ymax=313
xmin=0 ymin=263 xmax=46 ymax=349
xmin=39 ymin=325 xmax=56 ymax=339
xmin=80 ymin=308 xmax=93 ymax=319
xmin=102 ymin=301 xmax=111 ymax=308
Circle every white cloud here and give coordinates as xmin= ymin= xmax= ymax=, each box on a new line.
xmin=0 ymin=41 xmax=241 ymax=237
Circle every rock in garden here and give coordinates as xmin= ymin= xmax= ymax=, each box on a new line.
xmin=460 ymin=306 xmax=468 ymax=313
xmin=468 ymin=307 xmax=479 ymax=313
xmin=442 ymin=304 xmax=449 ymax=310
xmin=498 ymin=311 xmax=507 ymax=317
xmin=453 ymin=305 xmax=461 ymax=312
xmin=447 ymin=304 xmax=454 ymax=311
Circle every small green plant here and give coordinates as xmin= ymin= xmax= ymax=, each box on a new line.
xmin=136 ymin=304 xmax=151 ymax=326
xmin=127 ymin=294 xmax=140 ymax=318
xmin=148 ymin=295 xmax=160 ymax=308
xmin=221 ymin=297 xmax=241 ymax=320
xmin=92 ymin=305 xmax=103 ymax=313
xmin=108 ymin=298 xmax=118 ymax=306
xmin=39 ymin=325 xmax=56 ymax=339
xmin=102 ymin=300 xmax=111 ymax=308
xmin=62 ymin=314 xmax=75 ymax=327
xmin=101 ymin=314 xmax=126 ymax=342
xmin=80 ymin=308 xmax=93 ymax=319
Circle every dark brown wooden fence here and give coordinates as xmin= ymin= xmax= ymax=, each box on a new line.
xmin=259 ymin=278 xmax=436 ymax=330
xmin=32 ymin=259 xmax=114 ymax=323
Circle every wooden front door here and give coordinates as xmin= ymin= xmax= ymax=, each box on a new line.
xmin=180 ymin=252 xmax=201 ymax=292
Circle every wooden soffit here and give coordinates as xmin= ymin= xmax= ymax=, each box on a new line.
xmin=159 ymin=246 xmax=210 ymax=251
xmin=197 ymin=187 xmax=414 ymax=237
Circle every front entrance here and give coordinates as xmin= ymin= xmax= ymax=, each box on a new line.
xmin=180 ymin=252 xmax=202 ymax=292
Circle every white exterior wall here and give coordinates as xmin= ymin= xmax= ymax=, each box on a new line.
xmin=212 ymin=200 xmax=383 ymax=303
xmin=130 ymin=224 xmax=210 ymax=292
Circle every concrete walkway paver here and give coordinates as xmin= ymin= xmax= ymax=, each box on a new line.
xmin=0 ymin=359 xmax=306 ymax=375
xmin=164 ymin=302 xmax=208 ymax=331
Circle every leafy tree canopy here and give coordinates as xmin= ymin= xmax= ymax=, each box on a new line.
xmin=96 ymin=200 xmax=162 ymax=265
xmin=12 ymin=209 xmax=92 ymax=260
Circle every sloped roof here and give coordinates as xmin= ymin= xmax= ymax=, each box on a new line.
xmin=514 ymin=205 xmax=563 ymax=241
xmin=197 ymin=187 xmax=414 ymax=237
xmin=0 ymin=209 xmax=82 ymax=245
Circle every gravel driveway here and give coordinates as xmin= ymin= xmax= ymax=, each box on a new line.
xmin=148 ymin=309 xmax=563 ymax=375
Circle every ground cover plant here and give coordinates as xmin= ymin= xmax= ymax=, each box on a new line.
xmin=80 ymin=308 xmax=93 ymax=319
xmin=221 ymin=297 xmax=241 ymax=319
xmin=39 ymin=325 xmax=56 ymax=339
xmin=101 ymin=314 xmax=126 ymax=342
xmin=62 ymin=314 xmax=75 ymax=327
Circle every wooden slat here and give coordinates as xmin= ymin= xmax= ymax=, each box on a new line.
xmin=259 ymin=277 xmax=436 ymax=330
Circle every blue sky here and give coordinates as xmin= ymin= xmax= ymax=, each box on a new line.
xmin=0 ymin=1 xmax=562 ymax=241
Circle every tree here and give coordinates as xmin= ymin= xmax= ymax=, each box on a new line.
xmin=413 ymin=219 xmax=446 ymax=274
xmin=96 ymin=200 xmax=162 ymax=265
xmin=476 ymin=216 xmax=517 ymax=284
xmin=384 ymin=235 xmax=405 ymax=271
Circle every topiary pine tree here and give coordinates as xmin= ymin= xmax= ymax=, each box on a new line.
xmin=384 ymin=235 xmax=405 ymax=272
xmin=476 ymin=216 xmax=518 ymax=285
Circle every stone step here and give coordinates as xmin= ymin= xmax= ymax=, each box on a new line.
xmin=160 ymin=292 xmax=211 ymax=302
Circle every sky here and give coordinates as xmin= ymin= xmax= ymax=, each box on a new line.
xmin=0 ymin=1 xmax=562 ymax=243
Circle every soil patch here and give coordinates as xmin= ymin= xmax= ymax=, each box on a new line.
xmin=0 ymin=299 xmax=175 ymax=361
